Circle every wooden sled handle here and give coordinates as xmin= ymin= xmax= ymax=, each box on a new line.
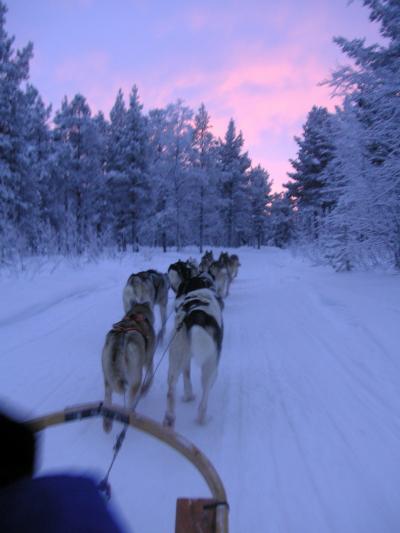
xmin=28 ymin=402 xmax=229 ymax=533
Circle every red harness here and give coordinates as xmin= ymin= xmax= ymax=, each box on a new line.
xmin=112 ymin=313 xmax=149 ymax=337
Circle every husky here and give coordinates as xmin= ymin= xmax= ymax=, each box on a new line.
xmin=123 ymin=269 xmax=169 ymax=341
xmin=175 ymin=272 xmax=222 ymax=309
xmin=199 ymin=250 xmax=214 ymax=273
xmin=229 ymin=254 xmax=240 ymax=279
xmin=209 ymin=259 xmax=230 ymax=299
xmin=187 ymin=256 xmax=199 ymax=274
xmin=219 ymin=252 xmax=240 ymax=281
xmin=163 ymin=285 xmax=223 ymax=428
xmin=167 ymin=260 xmax=196 ymax=294
xmin=102 ymin=302 xmax=156 ymax=432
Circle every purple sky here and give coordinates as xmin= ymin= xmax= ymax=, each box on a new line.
xmin=7 ymin=0 xmax=382 ymax=191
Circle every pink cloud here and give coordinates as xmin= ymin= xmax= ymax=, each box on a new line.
xmin=55 ymin=51 xmax=111 ymax=85
xmin=49 ymin=40 xmax=341 ymax=191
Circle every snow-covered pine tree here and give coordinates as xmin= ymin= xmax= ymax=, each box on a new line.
xmin=320 ymin=100 xmax=369 ymax=270
xmin=89 ymin=110 xmax=108 ymax=252
xmin=267 ymin=192 xmax=293 ymax=248
xmin=0 ymin=1 xmax=33 ymax=261
xmin=124 ymin=86 xmax=150 ymax=250
xmin=248 ymin=165 xmax=272 ymax=248
xmin=285 ymin=106 xmax=335 ymax=243
xmin=22 ymin=84 xmax=52 ymax=254
xmin=105 ymin=89 xmax=129 ymax=250
xmin=146 ymin=107 xmax=170 ymax=249
xmin=105 ymin=87 xmax=149 ymax=252
xmin=191 ymin=103 xmax=218 ymax=252
xmin=53 ymin=94 xmax=102 ymax=255
xmin=217 ymin=119 xmax=251 ymax=247
xmin=328 ymin=0 xmax=400 ymax=268
xmin=152 ymin=100 xmax=193 ymax=251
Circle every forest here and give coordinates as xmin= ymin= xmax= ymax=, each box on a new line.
xmin=1 ymin=0 xmax=399 ymax=271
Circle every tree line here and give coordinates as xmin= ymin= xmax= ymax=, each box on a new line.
xmin=279 ymin=0 xmax=400 ymax=270
xmin=0 ymin=1 xmax=272 ymax=263
xmin=2 ymin=0 xmax=399 ymax=272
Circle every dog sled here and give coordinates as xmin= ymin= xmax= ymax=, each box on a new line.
xmin=28 ymin=402 xmax=229 ymax=533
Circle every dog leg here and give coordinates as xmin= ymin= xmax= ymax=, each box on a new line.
xmin=103 ymin=380 xmax=113 ymax=433
xmin=141 ymin=359 xmax=154 ymax=395
xmin=182 ymin=358 xmax=195 ymax=402
xmin=128 ymin=375 xmax=142 ymax=411
xmin=163 ymin=372 xmax=178 ymax=428
xmin=159 ymin=301 xmax=167 ymax=343
xmin=126 ymin=352 xmax=143 ymax=411
xmin=196 ymin=357 xmax=217 ymax=425
xmin=163 ymin=330 xmax=185 ymax=427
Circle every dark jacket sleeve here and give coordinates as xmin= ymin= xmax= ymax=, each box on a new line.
xmin=0 ymin=474 xmax=125 ymax=532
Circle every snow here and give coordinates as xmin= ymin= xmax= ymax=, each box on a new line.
xmin=1 ymin=247 xmax=400 ymax=532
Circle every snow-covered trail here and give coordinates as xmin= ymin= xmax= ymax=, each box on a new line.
xmin=1 ymin=248 xmax=400 ymax=532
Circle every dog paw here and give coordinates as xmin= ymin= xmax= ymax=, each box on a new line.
xmin=181 ymin=393 xmax=196 ymax=403
xmin=103 ymin=418 xmax=112 ymax=433
xmin=196 ymin=413 xmax=210 ymax=425
xmin=163 ymin=414 xmax=175 ymax=428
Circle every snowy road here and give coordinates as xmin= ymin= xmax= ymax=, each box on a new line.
xmin=1 ymin=248 xmax=400 ymax=532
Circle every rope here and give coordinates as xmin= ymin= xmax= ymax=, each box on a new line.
xmin=98 ymin=394 xmax=128 ymax=500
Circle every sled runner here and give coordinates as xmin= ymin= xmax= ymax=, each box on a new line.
xmin=28 ymin=402 xmax=229 ymax=533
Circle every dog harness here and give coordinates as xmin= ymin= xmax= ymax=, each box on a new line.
xmin=112 ymin=313 xmax=151 ymax=350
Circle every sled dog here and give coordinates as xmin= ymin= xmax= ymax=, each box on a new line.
xmin=187 ymin=256 xmax=199 ymax=274
xmin=209 ymin=259 xmax=230 ymax=299
xmin=163 ymin=286 xmax=223 ymax=427
xmin=102 ymin=302 xmax=156 ymax=432
xmin=199 ymin=250 xmax=214 ymax=273
xmin=123 ymin=269 xmax=169 ymax=341
xmin=228 ymin=254 xmax=240 ymax=279
xmin=219 ymin=252 xmax=240 ymax=281
xmin=168 ymin=260 xmax=197 ymax=294
xmin=175 ymin=272 xmax=222 ymax=309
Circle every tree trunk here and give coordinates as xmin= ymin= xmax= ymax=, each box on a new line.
xmin=199 ymin=185 xmax=204 ymax=253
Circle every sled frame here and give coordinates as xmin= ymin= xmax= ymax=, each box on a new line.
xmin=28 ymin=401 xmax=228 ymax=533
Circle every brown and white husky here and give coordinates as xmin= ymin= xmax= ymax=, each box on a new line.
xmin=101 ymin=302 xmax=156 ymax=432
xmin=123 ymin=269 xmax=169 ymax=341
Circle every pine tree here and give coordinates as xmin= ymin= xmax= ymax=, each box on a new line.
xmin=0 ymin=1 xmax=33 ymax=260
xmin=267 ymin=192 xmax=293 ymax=248
xmin=217 ymin=119 xmax=251 ymax=247
xmin=328 ymin=0 xmax=400 ymax=268
xmin=191 ymin=103 xmax=218 ymax=252
xmin=105 ymin=87 xmax=149 ymax=251
xmin=285 ymin=106 xmax=336 ymax=242
xmin=124 ymin=86 xmax=150 ymax=251
xmin=248 ymin=165 xmax=272 ymax=248
xmin=23 ymin=84 xmax=52 ymax=253
xmin=148 ymin=100 xmax=193 ymax=251
xmin=53 ymin=94 xmax=102 ymax=254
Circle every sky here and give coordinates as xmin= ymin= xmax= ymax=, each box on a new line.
xmin=7 ymin=0 xmax=383 ymax=191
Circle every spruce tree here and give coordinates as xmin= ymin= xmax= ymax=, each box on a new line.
xmin=0 ymin=1 xmax=33 ymax=260
xmin=285 ymin=106 xmax=335 ymax=242
xmin=217 ymin=119 xmax=251 ymax=247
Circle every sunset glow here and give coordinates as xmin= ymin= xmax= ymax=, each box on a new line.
xmin=8 ymin=0 xmax=382 ymax=190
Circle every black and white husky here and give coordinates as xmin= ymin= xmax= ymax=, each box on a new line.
xmin=123 ymin=269 xmax=169 ymax=341
xmin=102 ymin=302 xmax=156 ymax=432
xmin=167 ymin=260 xmax=197 ymax=294
xmin=163 ymin=280 xmax=223 ymax=428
